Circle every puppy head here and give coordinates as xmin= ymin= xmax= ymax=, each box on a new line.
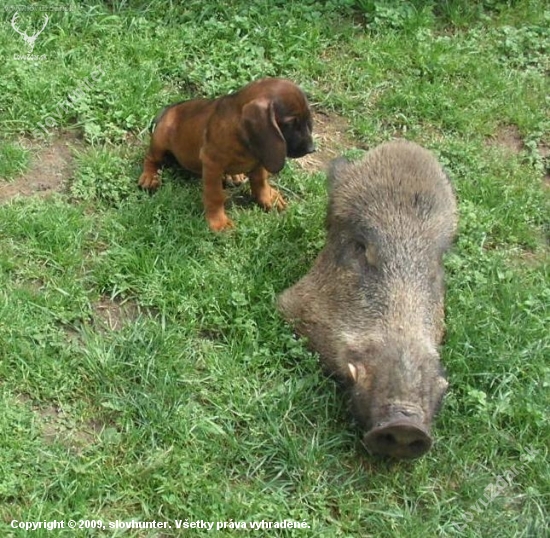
xmin=274 ymin=85 xmax=315 ymax=159
xmin=242 ymin=84 xmax=314 ymax=174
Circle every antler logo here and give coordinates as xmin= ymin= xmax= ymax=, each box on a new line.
xmin=11 ymin=12 xmax=49 ymax=54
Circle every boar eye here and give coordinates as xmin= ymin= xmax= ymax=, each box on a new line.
xmin=355 ymin=240 xmax=378 ymax=268
xmin=365 ymin=243 xmax=378 ymax=267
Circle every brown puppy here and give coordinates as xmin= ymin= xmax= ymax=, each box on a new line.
xmin=138 ymin=78 xmax=315 ymax=231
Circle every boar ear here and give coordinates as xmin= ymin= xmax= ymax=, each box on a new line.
xmin=242 ymin=99 xmax=287 ymax=174
xmin=327 ymin=157 xmax=352 ymax=190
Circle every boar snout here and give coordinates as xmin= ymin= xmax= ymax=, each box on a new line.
xmin=363 ymin=419 xmax=432 ymax=459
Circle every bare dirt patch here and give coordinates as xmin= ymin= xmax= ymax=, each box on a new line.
xmin=16 ymin=394 xmax=102 ymax=452
xmin=486 ymin=124 xmax=523 ymax=154
xmin=63 ymin=297 xmax=154 ymax=349
xmin=39 ymin=404 xmax=102 ymax=451
xmin=62 ymin=297 xmax=149 ymax=346
xmin=486 ymin=125 xmax=550 ymax=186
xmin=539 ymin=141 xmax=550 ymax=187
xmin=92 ymin=296 xmax=147 ymax=331
xmin=296 ymin=110 xmax=362 ymax=173
xmin=0 ymin=133 xmax=82 ymax=202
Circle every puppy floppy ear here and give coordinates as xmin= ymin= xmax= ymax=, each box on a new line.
xmin=242 ymin=98 xmax=287 ymax=174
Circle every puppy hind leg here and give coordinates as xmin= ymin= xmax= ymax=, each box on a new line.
xmin=138 ymin=142 xmax=165 ymax=191
xmin=249 ymin=166 xmax=287 ymax=211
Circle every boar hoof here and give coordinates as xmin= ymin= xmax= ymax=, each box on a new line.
xmin=363 ymin=420 xmax=432 ymax=459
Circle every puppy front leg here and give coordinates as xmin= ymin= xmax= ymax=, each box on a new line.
xmin=249 ymin=166 xmax=287 ymax=211
xmin=202 ymin=163 xmax=233 ymax=232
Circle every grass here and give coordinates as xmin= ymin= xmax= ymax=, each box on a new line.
xmin=0 ymin=1 xmax=548 ymax=536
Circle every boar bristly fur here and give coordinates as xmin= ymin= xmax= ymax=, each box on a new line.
xmin=278 ymin=140 xmax=457 ymax=459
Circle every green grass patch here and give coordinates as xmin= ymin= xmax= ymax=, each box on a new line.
xmin=0 ymin=1 xmax=548 ymax=537
xmin=0 ymin=141 xmax=30 ymax=180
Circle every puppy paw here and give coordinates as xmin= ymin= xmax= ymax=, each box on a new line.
xmin=257 ymin=187 xmax=287 ymax=212
xmin=223 ymin=174 xmax=248 ymax=187
xmin=207 ymin=213 xmax=234 ymax=232
xmin=230 ymin=173 xmax=248 ymax=186
xmin=138 ymin=172 xmax=161 ymax=191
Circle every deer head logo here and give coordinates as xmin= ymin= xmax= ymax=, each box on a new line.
xmin=11 ymin=12 xmax=49 ymax=54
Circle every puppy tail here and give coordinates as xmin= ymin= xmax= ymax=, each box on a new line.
xmin=149 ymin=105 xmax=170 ymax=134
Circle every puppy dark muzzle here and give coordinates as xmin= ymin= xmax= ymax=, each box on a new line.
xmin=288 ymin=141 xmax=315 ymax=158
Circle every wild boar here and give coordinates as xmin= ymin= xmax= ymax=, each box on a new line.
xmin=278 ymin=140 xmax=458 ymax=459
